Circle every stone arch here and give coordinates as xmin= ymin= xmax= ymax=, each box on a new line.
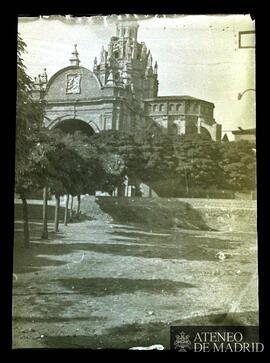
xmin=48 ymin=115 xmax=100 ymax=136
xmin=52 ymin=119 xmax=95 ymax=137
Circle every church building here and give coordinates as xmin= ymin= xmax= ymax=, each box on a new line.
xmin=32 ymin=19 xmax=221 ymax=141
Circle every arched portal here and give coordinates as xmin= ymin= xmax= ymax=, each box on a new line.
xmin=52 ymin=119 xmax=95 ymax=137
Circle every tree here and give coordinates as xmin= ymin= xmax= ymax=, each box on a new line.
xmin=58 ymin=130 xmax=125 ymax=198
xmin=15 ymin=35 xmax=43 ymax=247
xmin=41 ymin=186 xmax=49 ymax=239
xmin=16 ymin=36 xmax=92 ymax=244
xmin=64 ymin=194 xmax=70 ymax=226
xmin=40 ymin=131 xmax=90 ymax=231
xmin=172 ymin=134 xmax=224 ymax=194
xmin=90 ymin=129 xmax=178 ymax=196
xmin=219 ymin=140 xmax=256 ymax=191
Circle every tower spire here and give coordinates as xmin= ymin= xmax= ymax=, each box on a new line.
xmin=147 ymin=51 xmax=153 ymax=68
xmin=154 ymin=61 xmax=158 ymax=75
xmin=69 ymin=44 xmax=80 ymax=66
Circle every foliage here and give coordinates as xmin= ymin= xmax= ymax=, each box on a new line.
xmin=15 ymin=35 xmax=44 ymax=194
xmin=55 ymin=130 xmax=125 ymax=195
xmin=219 ymin=140 xmax=256 ymax=191
xmin=172 ymin=134 xmax=224 ymax=190
xmin=90 ymin=129 xmax=178 ymax=189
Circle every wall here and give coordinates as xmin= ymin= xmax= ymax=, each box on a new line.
xmin=177 ymin=198 xmax=257 ymax=232
xmin=14 ymin=202 xmax=65 ymax=221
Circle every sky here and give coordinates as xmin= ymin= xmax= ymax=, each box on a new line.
xmin=18 ymin=15 xmax=255 ymax=137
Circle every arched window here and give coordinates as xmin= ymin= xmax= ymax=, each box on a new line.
xmin=153 ymin=104 xmax=158 ymax=112
xmin=159 ymin=104 xmax=164 ymax=112
xmin=169 ymin=104 xmax=174 ymax=111
xmin=193 ymin=103 xmax=198 ymax=112
xmin=176 ymin=103 xmax=182 ymax=111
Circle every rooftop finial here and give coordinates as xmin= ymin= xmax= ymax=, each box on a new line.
xmin=93 ymin=56 xmax=97 ymax=71
xmin=42 ymin=68 xmax=48 ymax=83
xmin=69 ymin=44 xmax=80 ymax=66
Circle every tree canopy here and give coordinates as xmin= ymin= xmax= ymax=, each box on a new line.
xmin=219 ymin=140 xmax=256 ymax=191
xmin=15 ymin=35 xmax=44 ymax=194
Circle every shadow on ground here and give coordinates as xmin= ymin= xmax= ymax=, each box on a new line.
xmin=56 ymin=277 xmax=195 ymax=296
xmin=13 ymin=315 xmax=107 ymax=323
xmin=13 ymin=222 xmax=243 ymax=275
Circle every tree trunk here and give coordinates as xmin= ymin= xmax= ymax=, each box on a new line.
xmin=64 ymin=194 xmax=69 ymax=226
xmin=76 ymin=194 xmax=81 ymax=220
xmin=184 ymin=168 xmax=189 ymax=196
xmin=54 ymin=194 xmax=60 ymax=232
xmin=41 ymin=186 xmax=48 ymax=239
xmin=70 ymin=195 xmax=74 ymax=222
xmin=20 ymin=191 xmax=30 ymax=248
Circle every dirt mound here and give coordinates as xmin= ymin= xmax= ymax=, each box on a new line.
xmin=81 ymin=196 xmax=210 ymax=231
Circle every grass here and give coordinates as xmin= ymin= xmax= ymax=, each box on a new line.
xmin=90 ymin=197 xmax=210 ymax=231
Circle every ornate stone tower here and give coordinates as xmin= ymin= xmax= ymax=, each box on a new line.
xmin=93 ymin=19 xmax=159 ymax=106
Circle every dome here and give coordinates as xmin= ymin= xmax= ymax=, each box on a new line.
xmin=45 ymin=66 xmax=102 ymax=102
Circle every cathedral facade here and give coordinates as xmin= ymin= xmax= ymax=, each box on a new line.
xmin=32 ymin=20 xmax=221 ymax=141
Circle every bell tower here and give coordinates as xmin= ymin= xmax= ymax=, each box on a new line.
xmin=93 ymin=19 xmax=159 ymax=104
xmin=116 ymin=20 xmax=139 ymax=42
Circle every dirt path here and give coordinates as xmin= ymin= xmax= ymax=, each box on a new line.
xmin=12 ymin=217 xmax=258 ymax=349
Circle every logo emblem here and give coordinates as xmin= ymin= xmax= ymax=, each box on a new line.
xmin=174 ymin=331 xmax=192 ymax=352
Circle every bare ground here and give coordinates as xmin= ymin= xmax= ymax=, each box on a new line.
xmin=12 ymin=198 xmax=258 ymax=349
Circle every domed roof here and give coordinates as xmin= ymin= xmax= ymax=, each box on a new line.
xmin=45 ymin=66 xmax=102 ymax=102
